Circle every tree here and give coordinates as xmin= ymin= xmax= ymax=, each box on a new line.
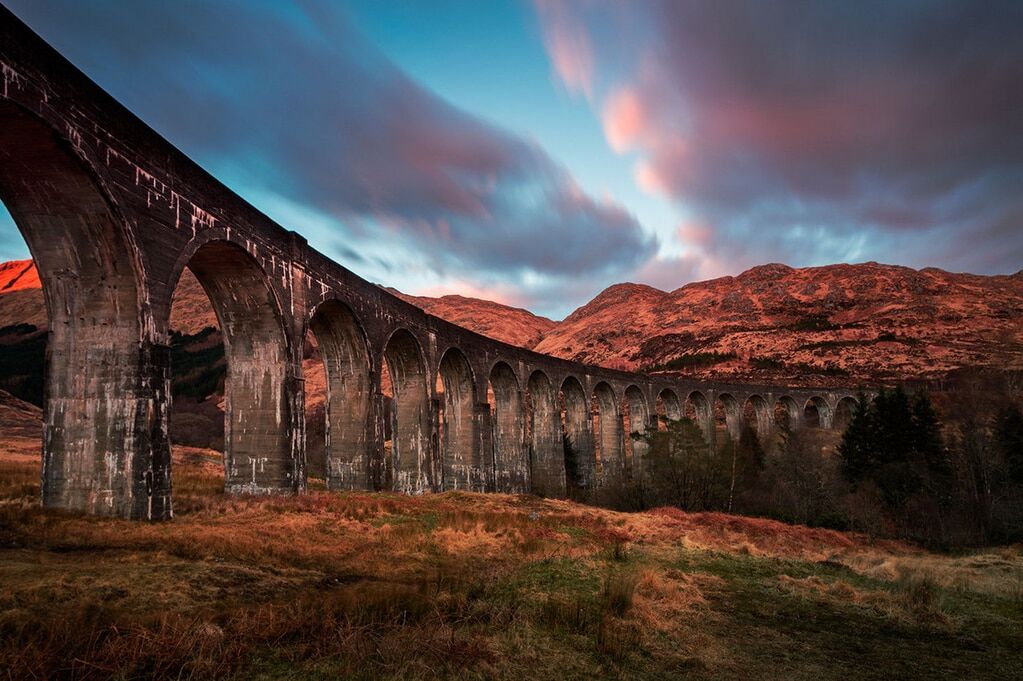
xmin=838 ymin=391 xmax=874 ymax=482
xmin=835 ymin=387 xmax=953 ymax=542
xmin=634 ymin=417 xmax=713 ymax=510
xmin=995 ymin=406 xmax=1023 ymax=485
xmin=728 ymin=425 xmax=765 ymax=512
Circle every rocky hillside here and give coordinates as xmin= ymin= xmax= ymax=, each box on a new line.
xmin=386 ymin=289 xmax=557 ymax=349
xmin=534 ymin=263 xmax=1023 ymax=384
xmin=3 ymin=259 xmax=1022 ymax=390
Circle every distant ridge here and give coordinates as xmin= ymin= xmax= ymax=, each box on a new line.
xmin=3 ymin=259 xmax=1021 ymax=384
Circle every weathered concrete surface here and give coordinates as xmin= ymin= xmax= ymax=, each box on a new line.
xmin=0 ymin=9 xmax=865 ymax=519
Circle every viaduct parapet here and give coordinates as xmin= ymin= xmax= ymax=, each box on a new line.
xmin=0 ymin=9 xmax=863 ymax=519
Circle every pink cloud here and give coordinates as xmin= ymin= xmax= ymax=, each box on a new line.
xmin=413 ymin=279 xmax=528 ymax=308
xmin=534 ymin=0 xmax=594 ymax=98
xmin=676 ymin=221 xmax=713 ymax=247
xmin=602 ymin=87 xmax=647 ymax=152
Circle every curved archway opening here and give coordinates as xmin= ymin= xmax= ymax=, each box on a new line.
xmin=714 ymin=392 xmax=742 ymax=442
xmin=655 ymin=388 xmax=682 ymax=430
xmin=743 ymin=395 xmax=772 ymax=439
xmin=527 ymin=370 xmax=564 ymax=497
xmin=804 ymin=396 xmax=831 ymax=430
xmin=0 ymin=102 xmax=161 ymax=517
xmin=437 ymin=348 xmax=479 ymax=491
xmin=685 ymin=390 xmax=712 ymax=437
xmin=624 ymin=385 xmax=650 ymax=478
xmin=383 ymin=329 xmax=431 ymax=494
xmin=591 ymin=382 xmax=622 ymax=483
xmin=184 ymin=240 xmax=294 ymax=495
xmin=307 ymin=299 xmax=372 ymax=491
xmin=833 ymin=396 xmax=859 ymax=432
xmin=488 ymin=362 xmax=527 ymax=493
xmin=775 ymin=396 xmax=800 ymax=430
xmin=560 ymin=376 xmax=592 ymax=495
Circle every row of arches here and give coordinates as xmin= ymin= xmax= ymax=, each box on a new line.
xmin=0 ymin=71 xmax=861 ymax=520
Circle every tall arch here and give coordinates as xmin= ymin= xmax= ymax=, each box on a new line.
xmin=560 ymin=376 xmax=593 ymax=492
xmin=623 ymin=385 xmax=650 ymax=479
xmin=775 ymin=396 xmax=801 ymax=430
xmin=0 ymin=102 xmax=167 ymax=518
xmin=743 ymin=394 xmax=772 ymax=438
xmin=437 ymin=348 xmax=480 ymax=491
xmin=308 ymin=299 xmax=372 ymax=490
xmin=833 ymin=396 xmax=859 ymax=432
xmin=383 ymin=329 xmax=431 ymax=494
xmin=685 ymin=390 xmax=712 ymax=437
xmin=804 ymin=396 xmax=832 ymax=429
xmin=489 ymin=362 xmax=527 ymax=493
xmin=527 ymin=370 xmax=564 ymax=497
xmin=656 ymin=388 xmax=683 ymax=429
xmin=184 ymin=240 xmax=296 ymax=495
xmin=714 ymin=393 xmax=742 ymax=441
xmin=591 ymin=382 xmax=623 ymax=482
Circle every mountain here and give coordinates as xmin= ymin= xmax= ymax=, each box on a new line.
xmin=386 ymin=289 xmax=556 ymax=348
xmin=0 ymin=259 xmax=217 ymax=336
xmin=534 ymin=263 xmax=1023 ymax=383
xmin=4 ymin=259 xmax=1022 ymax=393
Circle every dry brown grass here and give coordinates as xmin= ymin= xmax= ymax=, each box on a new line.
xmin=1 ymin=441 xmax=1022 ymax=679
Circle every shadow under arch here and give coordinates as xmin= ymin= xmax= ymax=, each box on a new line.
xmin=182 ymin=239 xmax=297 ymax=494
xmin=804 ymin=396 xmax=832 ymax=429
xmin=0 ymin=100 xmax=166 ymax=518
xmin=308 ymin=298 xmax=373 ymax=491
xmin=489 ymin=361 xmax=527 ymax=493
xmin=685 ymin=390 xmax=712 ymax=437
xmin=623 ymin=385 xmax=650 ymax=478
xmin=382 ymin=328 xmax=431 ymax=494
xmin=560 ymin=375 xmax=593 ymax=493
xmin=744 ymin=394 xmax=772 ymax=439
xmin=437 ymin=347 xmax=481 ymax=491
xmin=526 ymin=370 xmax=565 ymax=497
xmin=591 ymin=381 xmax=622 ymax=482
xmin=656 ymin=388 xmax=683 ymax=429
xmin=833 ymin=396 xmax=859 ymax=432
xmin=775 ymin=396 xmax=801 ymax=429
xmin=714 ymin=392 xmax=742 ymax=442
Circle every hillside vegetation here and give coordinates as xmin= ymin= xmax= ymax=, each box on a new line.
xmin=1 ymin=437 xmax=1021 ymax=680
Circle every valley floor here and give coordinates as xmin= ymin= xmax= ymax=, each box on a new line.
xmin=1 ymin=437 xmax=1022 ymax=680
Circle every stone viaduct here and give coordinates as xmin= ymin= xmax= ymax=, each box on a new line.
xmin=0 ymin=9 xmax=862 ymax=519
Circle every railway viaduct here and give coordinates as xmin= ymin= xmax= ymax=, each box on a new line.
xmin=0 ymin=9 xmax=862 ymax=520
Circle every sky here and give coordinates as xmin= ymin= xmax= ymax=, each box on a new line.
xmin=1 ymin=1 xmax=1021 ymax=319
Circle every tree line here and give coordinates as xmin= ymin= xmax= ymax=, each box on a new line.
xmin=582 ymin=376 xmax=1023 ymax=548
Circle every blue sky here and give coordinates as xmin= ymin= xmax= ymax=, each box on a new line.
xmin=2 ymin=1 xmax=1021 ymax=318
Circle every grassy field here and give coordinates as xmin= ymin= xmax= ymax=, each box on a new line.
xmin=1 ymin=436 xmax=1022 ymax=680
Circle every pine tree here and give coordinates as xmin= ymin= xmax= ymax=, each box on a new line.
xmin=838 ymin=391 xmax=875 ymax=483
xmin=995 ymin=406 xmax=1023 ymax=485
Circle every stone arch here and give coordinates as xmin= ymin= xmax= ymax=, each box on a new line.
xmin=623 ymin=385 xmax=650 ymax=478
xmin=804 ymin=396 xmax=832 ymax=429
xmin=383 ymin=329 xmax=431 ymax=493
xmin=437 ymin=347 xmax=481 ymax=491
xmin=527 ymin=370 xmax=565 ymax=497
xmin=833 ymin=396 xmax=859 ymax=432
xmin=560 ymin=376 xmax=593 ymax=491
xmin=774 ymin=396 xmax=801 ymax=429
xmin=743 ymin=394 xmax=772 ymax=437
xmin=488 ymin=362 xmax=527 ymax=493
xmin=308 ymin=299 xmax=372 ymax=491
xmin=183 ymin=240 xmax=296 ymax=495
xmin=591 ymin=381 xmax=623 ymax=482
xmin=714 ymin=393 xmax=742 ymax=440
xmin=656 ymin=388 xmax=683 ymax=429
xmin=685 ymin=390 xmax=712 ymax=436
xmin=0 ymin=101 xmax=163 ymax=518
